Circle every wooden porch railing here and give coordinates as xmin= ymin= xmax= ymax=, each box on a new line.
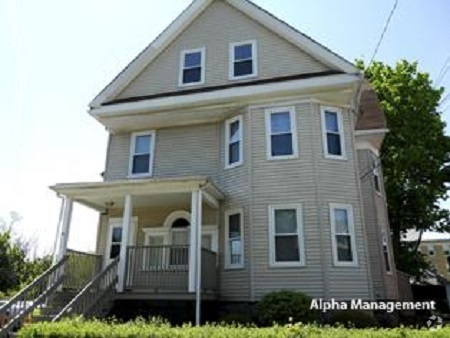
xmin=125 ymin=245 xmax=217 ymax=292
xmin=63 ymin=249 xmax=102 ymax=290
xmin=0 ymin=256 xmax=67 ymax=338
xmin=53 ymin=257 xmax=119 ymax=321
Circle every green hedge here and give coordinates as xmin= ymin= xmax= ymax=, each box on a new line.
xmin=18 ymin=319 xmax=450 ymax=338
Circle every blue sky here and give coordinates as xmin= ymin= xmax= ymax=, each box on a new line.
xmin=1 ymin=0 xmax=449 ymax=255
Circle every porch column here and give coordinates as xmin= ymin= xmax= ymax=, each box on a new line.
xmin=189 ymin=190 xmax=202 ymax=293
xmin=118 ymin=194 xmax=132 ymax=292
xmin=53 ymin=197 xmax=73 ymax=263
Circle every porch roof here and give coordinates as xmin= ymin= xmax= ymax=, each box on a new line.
xmin=50 ymin=176 xmax=224 ymax=211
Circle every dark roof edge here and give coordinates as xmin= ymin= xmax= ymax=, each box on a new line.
xmin=103 ymin=70 xmax=344 ymax=106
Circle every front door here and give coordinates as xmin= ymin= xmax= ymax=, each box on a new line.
xmin=105 ymin=218 xmax=136 ymax=267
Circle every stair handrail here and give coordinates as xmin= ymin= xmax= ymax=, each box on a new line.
xmin=0 ymin=256 xmax=68 ymax=337
xmin=53 ymin=257 xmax=119 ymax=321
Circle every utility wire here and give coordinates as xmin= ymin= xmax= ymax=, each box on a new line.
xmin=436 ymin=55 xmax=450 ymax=86
xmin=368 ymin=0 xmax=400 ymax=67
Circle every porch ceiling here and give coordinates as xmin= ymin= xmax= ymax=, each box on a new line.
xmin=50 ymin=176 xmax=224 ymax=211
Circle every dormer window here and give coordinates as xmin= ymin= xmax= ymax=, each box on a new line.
xmin=230 ymin=40 xmax=257 ymax=80
xmin=179 ymin=48 xmax=205 ymax=86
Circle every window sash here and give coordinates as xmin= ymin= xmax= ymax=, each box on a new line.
xmin=382 ymin=235 xmax=391 ymax=273
xmin=225 ymin=116 xmax=243 ymax=168
xmin=225 ymin=210 xmax=243 ymax=268
xmin=321 ymin=107 xmax=345 ymax=159
xmin=180 ymin=48 xmax=204 ymax=85
xmin=266 ymin=108 xmax=297 ymax=159
xmin=330 ymin=204 xmax=356 ymax=266
xmin=269 ymin=205 xmax=304 ymax=266
xmin=230 ymin=41 xmax=256 ymax=79
xmin=129 ymin=132 xmax=154 ymax=176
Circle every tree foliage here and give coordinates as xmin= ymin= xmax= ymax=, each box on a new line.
xmin=358 ymin=60 xmax=450 ymax=275
xmin=0 ymin=213 xmax=52 ymax=295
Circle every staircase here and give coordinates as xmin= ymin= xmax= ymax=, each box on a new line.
xmin=0 ymin=251 xmax=119 ymax=337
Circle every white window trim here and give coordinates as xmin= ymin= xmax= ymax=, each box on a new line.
xmin=224 ymin=208 xmax=244 ymax=269
xmin=224 ymin=115 xmax=243 ymax=169
xmin=229 ymin=40 xmax=258 ymax=80
xmin=178 ymin=47 xmax=206 ymax=87
xmin=381 ymin=230 xmax=393 ymax=275
xmin=265 ymin=106 xmax=298 ymax=160
xmin=128 ymin=130 xmax=156 ymax=178
xmin=321 ymin=106 xmax=346 ymax=160
xmin=330 ymin=203 xmax=358 ymax=267
xmin=268 ymin=204 xmax=305 ymax=267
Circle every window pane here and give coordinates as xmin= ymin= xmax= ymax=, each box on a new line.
xmin=229 ymin=240 xmax=242 ymax=264
xmin=229 ymin=142 xmax=240 ymax=164
xmin=270 ymin=112 xmax=291 ymax=134
xmin=327 ymin=133 xmax=342 ymax=156
xmin=334 ymin=209 xmax=349 ymax=233
xmin=183 ymin=67 xmax=201 ymax=83
xmin=112 ymin=227 xmax=122 ymax=243
xmin=234 ymin=60 xmax=253 ymax=77
xmin=184 ymin=52 xmax=201 ymax=67
xmin=110 ymin=244 xmax=121 ymax=259
xmin=135 ymin=135 xmax=151 ymax=154
xmin=336 ymin=235 xmax=353 ymax=262
xmin=234 ymin=44 xmax=252 ymax=60
xmin=271 ymin=134 xmax=293 ymax=156
xmin=229 ymin=120 xmax=240 ymax=143
xmin=383 ymin=244 xmax=391 ymax=272
xmin=325 ymin=111 xmax=339 ymax=132
xmin=132 ymin=154 xmax=150 ymax=174
xmin=229 ymin=214 xmax=241 ymax=239
xmin=274 ymin=209 xmax=297 ymax=234
xmin=275 ymin=236 xmax=299 ymax=262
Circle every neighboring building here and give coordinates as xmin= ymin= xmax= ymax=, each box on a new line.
xmin=1 ymin=0 xmax=400 ymax=326
xmin=419 ymin=239 xmax=450 ymax=280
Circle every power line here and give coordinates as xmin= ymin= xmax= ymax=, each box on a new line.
xmin=436 ymin=55 xmax=450 ymax=86
xmin=368 ymin=0 xmax=400 ymax=67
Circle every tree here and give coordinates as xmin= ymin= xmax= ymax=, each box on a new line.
xmin=358 ymin=60 xmax=450 ymax=276
xmin=0 ymin=213 xmax=52 ymax=294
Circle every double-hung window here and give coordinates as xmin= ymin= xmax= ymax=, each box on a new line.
xmin=381 ymin=231 xmax=392 ymax=273
xmin=225 ymin=115 xmax=243 ymax=168
xmin=230 ymin=40 xmax=257 ymax=79
xmin=330 ymin=204 xmax=357 ymax=266
xmin=129 ymin=131 xmax=155 ymax=177
xmin=269 ymin=204 xmax=304 ymax=266
xmin=225 ymin=210 xmax=244 ymax=269
xmin=179 ymin=48 xmax=205 ymax=86
xmin=321 ymin=106 xmax=345 ymax=159
xmin=266 ymin=107 xmax=298 ymax=160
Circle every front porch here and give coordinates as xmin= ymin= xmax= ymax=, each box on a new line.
xmin=50 ymin=177 xmax=224 ymax=298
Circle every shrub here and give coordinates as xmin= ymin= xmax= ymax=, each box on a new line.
xmin=18 ymin=319 xmax=450 ymax=338
xmin=218 ymin=312 xmax=254 ymax=325
xmin=257 ymin=290 xmax=317 ymax=325
xmin=330 ymin=310 xmax=378 ymax=328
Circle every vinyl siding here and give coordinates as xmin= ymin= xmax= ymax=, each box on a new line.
xmin=115 ymin=0 xmax=328 ymax=100
xmin=250 ymin=102 xmax=371 ymax=301
xmin=357 ymin=149 xmax=398 ymax=300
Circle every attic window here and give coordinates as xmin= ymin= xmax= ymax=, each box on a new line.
xmin=230 ymin=41 xmax=257 ymax=80
xmin=179 ymin=48 xmax=205 ymax=86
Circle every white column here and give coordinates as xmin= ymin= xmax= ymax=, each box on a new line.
xmin=195 ymin=190 xmax=203 ymax=326
xmin=117 ymin=195 xmax=132 ymax=292
xmin=188 ymin=191 xmax=199 ymax=292
xmin=53 ymin=197 xmax=73 ymax=263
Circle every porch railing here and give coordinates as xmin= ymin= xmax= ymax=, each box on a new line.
xmin=63 ymin=250 xmax=102 ymax=290
xmin=125 ymin=245 xmax=217 ymax=292
xmin=0 ymin=256 xmax=67 ymax=337
xmin=53 ymin=257 xmax=119 ymax=321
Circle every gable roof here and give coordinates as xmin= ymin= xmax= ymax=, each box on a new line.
xmin=90 ymin=0 xmax=358 ymax=109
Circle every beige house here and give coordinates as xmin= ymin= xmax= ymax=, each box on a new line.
xmin=419 ymin=239 xmax=450 ymax=280
xmin=1 ymin=0 xmax=400 ymax=327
